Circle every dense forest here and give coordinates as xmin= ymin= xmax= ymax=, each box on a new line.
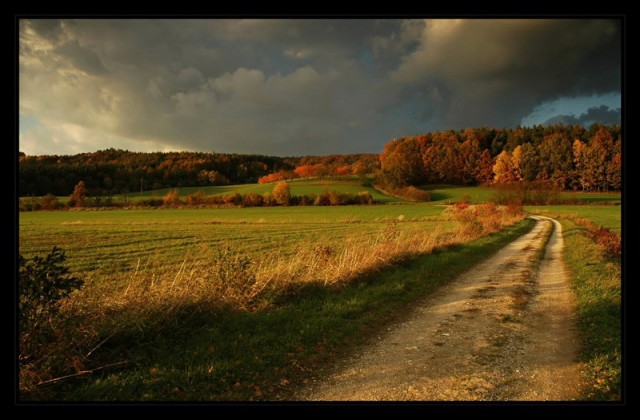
xmin=18 ymin=149 xmax=379 ymax=197
xmin=19 ymin=123 xmax=621 ymax=197
xmin=377 ymin=124 xmax=621 ymax=192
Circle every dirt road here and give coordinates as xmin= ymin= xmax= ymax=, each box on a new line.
xmin=296 ymin=216 xmax=583 ymax=401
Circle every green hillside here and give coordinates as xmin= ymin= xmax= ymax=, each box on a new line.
xmin=118 ymin=179 xmax=402 ymax=203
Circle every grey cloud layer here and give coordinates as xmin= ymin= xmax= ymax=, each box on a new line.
xmin=544 ymin=105 xmax=621 ymax=126
xmin=19 ymin=19 xmax=621 ymax=155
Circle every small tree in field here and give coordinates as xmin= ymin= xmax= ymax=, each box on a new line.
xmin=163 ymin=189 xmax=182 ymax=206
xmin=185 ymin=190 xmax=205 ymax=205
xmin=272 ymin=181 xmax=291 ymax=206
xmin=68 ymin=181 xmax=87 ymax=207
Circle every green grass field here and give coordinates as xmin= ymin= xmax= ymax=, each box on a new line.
xmin=560 ymin=219 xmax=621 ymax=400
xmin=19 ymin=205 xmax=448 ymax=275
xmin=421 ymin=184 xmax=620 ymax=205
xmin=44 ymin=219 xmax=534 ymax=401
xmin=20 ymin=197 xmax=529 ymax=400
xmin=18 ymin=184 xmax=622 ymax=400
xmin=528 ymin=205 xmax=621 ymax=233
xmin=420 ymin=184 xmax=495 ymax=204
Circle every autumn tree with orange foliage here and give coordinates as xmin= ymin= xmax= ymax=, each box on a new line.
xmin=537 ymin=132 xmax=574 ymax=189
xmin=258 ymin=170 xmax=297 ymax=184
xmin=334 ymin=165 xmax=352 ymax=176
xmin=68 ymin=181 xmax=87 ymax=207
xmin=163 ymin=189 xmax=182 ymax=206
xmin=493 ymin=151 xmax=518 ymax=184
xmin=294 ymin=164 xmax=325 ymax=179
xmin=379 ymin=137 xmax=425 ymax=187
xmin=460 ymin=138 xmax=482 ymax=184
xmin=607 ymin=151 xmax=621 ymax=191
xmin=512 ymin=143 xmax=539 ymax=182
xmin=476 ymin=149 xmax=495 ymax=184
xmin=272 ymin=181 xmax=291 ymax=206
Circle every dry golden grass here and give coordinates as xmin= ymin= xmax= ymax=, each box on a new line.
xmin=75 ymin=204 xmax=524 ymax=313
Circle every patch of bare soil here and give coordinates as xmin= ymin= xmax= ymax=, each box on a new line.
xmin=296 ymin=216 xmax=583 ymax=401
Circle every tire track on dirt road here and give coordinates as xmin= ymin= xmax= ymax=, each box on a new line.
xmin=296 ymin=216 xmax=583 ymax=401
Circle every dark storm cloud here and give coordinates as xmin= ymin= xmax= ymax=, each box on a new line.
xmin=19 ymin=18 xmax=621 ymax=156
xmin=55 ymin=40 xmax=107 ymax=75
xmin=390 ymin=19 xmax=621 ymax=129
xmin=543 ymin=105 xmax=621 ymax=126
xmin=26 ymin=19 xmax=64 ymax=41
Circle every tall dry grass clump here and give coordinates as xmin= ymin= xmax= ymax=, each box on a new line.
xmin=445 ymin=202 xmax=523 ymax=237
xmin=257 ymin=222 xmax=449 ymax=288
xmin=567 ymin=215 xmax=621 ymax=258
xmin=531 ymin=209 xmax=620 ymax=259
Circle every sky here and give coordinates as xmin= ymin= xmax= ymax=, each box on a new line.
xmin=19 ymin=18 xmax=622 ymax=157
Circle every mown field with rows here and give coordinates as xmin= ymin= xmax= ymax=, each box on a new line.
xmin=19 ymin=205 xmax=449 ymax=275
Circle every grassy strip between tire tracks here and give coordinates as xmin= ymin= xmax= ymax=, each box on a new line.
xmin=559 ymin=219 xmax=621 ymax=401
xmin=43 ymin=219 xmax=535 ymax=401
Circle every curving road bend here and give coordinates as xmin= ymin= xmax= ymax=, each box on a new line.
xmin=296 ymin=216 xmax=583 ymax=401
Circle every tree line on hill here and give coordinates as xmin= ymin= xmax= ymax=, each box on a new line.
xmin=18 ymin=149 xmax=379 ymax=197
xmin=376 ymin=124 xmax=621 ymax=192
xmin=19 ymin=123 xmax=620 ymax=200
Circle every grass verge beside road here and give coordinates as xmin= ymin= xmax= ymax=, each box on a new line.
xmin=560 ymin=219 xmax=621 ymax=400
xmin=528 ymin=206 xmax=621 ymax=400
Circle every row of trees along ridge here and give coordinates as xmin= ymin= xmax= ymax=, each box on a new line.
xmin=19 ymin=123 xmax=620 ymax=198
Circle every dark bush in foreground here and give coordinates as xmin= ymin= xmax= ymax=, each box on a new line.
xmin=19 ymin=247 xmax=85 ymax=395
xmin=19 ymin=247 xmax=84 ymax=332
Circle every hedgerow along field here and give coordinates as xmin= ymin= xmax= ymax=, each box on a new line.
xmin=126 ymin=181 xmax=621 ymax=205
xmin=32 ymin=179 xmax=620 ymax=207
xmin=118 ymin=178 xmax=400 ymax=203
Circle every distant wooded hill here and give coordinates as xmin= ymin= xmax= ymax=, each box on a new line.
xmin=18 ymin=149 xmax=379 ymax=196
xmin=19 ymin=123 xmax=621 ymax=197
